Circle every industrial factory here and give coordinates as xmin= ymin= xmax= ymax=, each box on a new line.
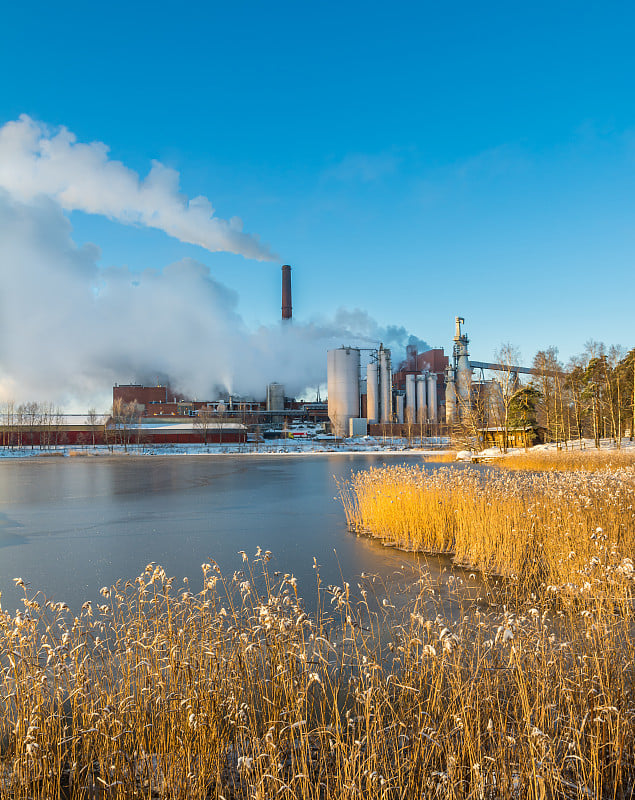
xmin=326 ymin=316 xmax=541 ymax=446
xmin=109 ymin=270 xmax=526 ymax=446
xmin=106 ymin=265 xmax=458 ymax=444
xmin=1 ymin=263 xmax=536 ymax=449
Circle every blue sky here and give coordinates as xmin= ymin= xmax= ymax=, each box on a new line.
xmin=1 ymin=0 xmax=634 ymax=395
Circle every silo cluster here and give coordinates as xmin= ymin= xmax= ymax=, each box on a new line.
xmin=327 ymin=343 xmax=440 ymax=436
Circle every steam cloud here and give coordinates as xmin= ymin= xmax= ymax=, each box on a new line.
xmin=0 ymin=117 xmax=429 ymax=411
xmin=0 ymin=116 xmax=274 ymax=261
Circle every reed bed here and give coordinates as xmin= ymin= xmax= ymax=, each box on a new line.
xmin=494 ymin=447 xmax=635 ymax=472
xmin=412 ymin=452 xmax=457 ymax=463
xmin=2 ymin=557 xmax=635 ymax=799
xmin=339 ymin=465 xmax=635 ymax=597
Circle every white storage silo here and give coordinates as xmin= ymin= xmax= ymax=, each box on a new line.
xmin=416 ymin=374 xmax=427 ymax=423
xmin=395 ymin=394 xmax=405 ymax=424
xmin=379 ymin=346 xmax=393 ymax=423
xmin=266 ymin=382 xmax=285 ymax=412
xmin=427 ymin=372 xmax=437 ymax=422
xmin=366 ymin=361 xmax=379 ymax=424
xmin=327 ymin=347 xmax=361 ymax=437
xmin=405 ymin=374 xmax=416 ymax=424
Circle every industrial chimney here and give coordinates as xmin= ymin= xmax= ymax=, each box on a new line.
xmin=281 ymin=264 xmax=292 ymax=320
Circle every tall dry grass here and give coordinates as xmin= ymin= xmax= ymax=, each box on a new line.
xmin=2 ymin=557 xmax=635 ymax=798
xmin=494 ymin=447 xmax=635 ymax=472
xmin=340 ymin=464 xmax=635 ymax=598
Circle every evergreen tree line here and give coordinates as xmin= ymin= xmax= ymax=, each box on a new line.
xmin=508 ymin=342 xmax=635 ymax=448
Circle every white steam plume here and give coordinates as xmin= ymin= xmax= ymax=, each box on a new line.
xmin=0 ymin=192 xmax=428 ymax=411
xmin=0 ymin=115 xmax=274 ymax=261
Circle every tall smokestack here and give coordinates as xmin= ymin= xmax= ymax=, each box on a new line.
xmin=281 ymin=264 xmax=292 ymax=320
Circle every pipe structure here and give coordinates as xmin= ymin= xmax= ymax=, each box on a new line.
xmin=281 ymin=265 xmax=292 ymax=320
xmin=470 ymin=360 xmax=557 ymax=377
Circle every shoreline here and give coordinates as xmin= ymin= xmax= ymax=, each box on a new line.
xmin=1 ymin=437 xmax=631 ymax=461
xmin=0 ymin=444 xmax=456 ymax=460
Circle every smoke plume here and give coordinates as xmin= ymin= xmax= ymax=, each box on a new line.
xmin=0 ymin=116 xmax=274 ymax=261
xmin=0 ymin=117 xmax=429 ymax=411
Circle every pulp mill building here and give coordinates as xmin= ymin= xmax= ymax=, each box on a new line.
xmin=2 ymin=265 xmax=524 ymax=447
xmin=108 ymin=265 xmax=455 ymax=443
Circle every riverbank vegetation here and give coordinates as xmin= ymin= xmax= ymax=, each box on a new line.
xmin=450 ymin=343 xmax=634 ymax=453
xmin=2 ymin=553 xmax=635 ymax=799
xmin=340 ymin=464 xmax=635 ymax=598
xmin=529 ymin=344 xmax=635 ymax=449
xmin=492 ymin=444 xmax=635 ymax=472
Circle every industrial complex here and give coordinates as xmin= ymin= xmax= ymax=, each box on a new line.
xmin=107 ymin=266 xmax=460 ymax=445
xmin=1 ymin=265 xmax=539 ymax=449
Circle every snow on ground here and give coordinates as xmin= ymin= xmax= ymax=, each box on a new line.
xmin=456 ymin=438 xmax=635 ymax=461
xmin=0 ymin=437 xmax=451 ymax=459
xmin=7 ymin=436 xmax=631 ymax=461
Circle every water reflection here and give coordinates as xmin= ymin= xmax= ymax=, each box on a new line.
xmin=0 ymin=454 xmax=476 ymax=615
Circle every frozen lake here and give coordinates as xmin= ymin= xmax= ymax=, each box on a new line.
xmin=0 ymin=453 xmax=461 ymax=613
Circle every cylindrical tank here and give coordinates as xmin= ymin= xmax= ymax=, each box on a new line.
xmin=445 ymin=368 xmax=457 ymax=424
xmin=266 ymin=382 xmax=285 ymax=412
xmin=427 ymin=372 xmax=437 ymax=422
xmin=416 ymin=374 xmax=427 ymax=423
xmin=405 ymin=374 xmax=416 ymax=424
xmin=379 ymin=347 xmax=392 ymax=423
xmin=366 ymin=362 xmax=379 ymax=424
xmin=327 ymin=347 xmax=360 ymax=437
xmin=395 ymin=394 xmax=404 ymax=424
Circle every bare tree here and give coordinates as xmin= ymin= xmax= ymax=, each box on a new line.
xmin=110 ymin=398 xmax=142 ymax=452
xmin=2 ymin=401 xmax=17 ymax=449
xmin=565 ymin=357 xmax=587 ymax=446
xmin=532 ymin=347 xmax=561 ymax=443
xmin=451 ymin=385 xmax=486 ymax=451
xmin=217 ymin=402 xmax=227 ymax=448
xmin=491 ymin=343 xmax=522 ymax=453
xmin=17 ymin=402 xmax=41 ymax=449
xmin=86 ymin=408 xmax=102 ymax=449
xmin=194 ymin=408 xmax=214 ymax=446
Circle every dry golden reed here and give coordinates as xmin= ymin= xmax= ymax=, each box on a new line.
xmin=2 ymin=556 xmax=635 ymax=799
xmin=339 ymin=464 xmax=635 ymax=597
xmin=494 ymin=446 xmax=635 ymax=472
xmin=414 ymin=452 xmax=456 ymax=463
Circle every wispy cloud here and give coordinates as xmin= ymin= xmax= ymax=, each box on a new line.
xmin=323 ymin=151 xmax=400 ymax=183
xmin=0 ymin=115 xmax=275 ymax=261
